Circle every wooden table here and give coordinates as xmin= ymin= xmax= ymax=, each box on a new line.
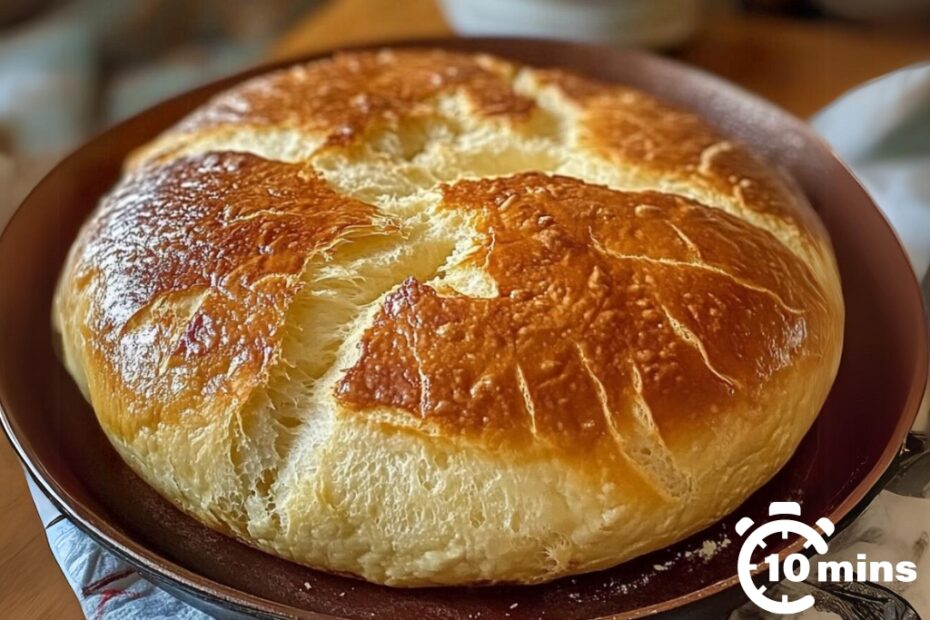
xmin=0 ymin=442 xmax=81 ymax=618
xmin=2 ymin=1 xmax=929 ymax=617
xmin=273 ymin=0 xmax=930 ymax=118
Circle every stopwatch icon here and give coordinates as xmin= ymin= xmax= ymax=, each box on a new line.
xmin=735 ymin=501 xmax=835 ymax=615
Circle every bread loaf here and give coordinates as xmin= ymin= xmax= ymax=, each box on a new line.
xmin=53 ymin=49 xmax=844 ymax=586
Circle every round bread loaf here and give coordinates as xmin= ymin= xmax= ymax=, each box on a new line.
xmin=53 ymin=49 xmax=844 ymax=586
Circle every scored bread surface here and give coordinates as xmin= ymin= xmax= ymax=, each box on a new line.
xmin=53 ymin=49 xmax=844 ymax=586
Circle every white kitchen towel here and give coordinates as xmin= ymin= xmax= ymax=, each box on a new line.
xmin=24 ymin=63 xmax=930 ymax=619
xmin=812 ymin=63 xmax=930 ymax=281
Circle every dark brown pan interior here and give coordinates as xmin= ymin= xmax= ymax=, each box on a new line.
xmin=0 ymin=38 xmax=925 ymax=620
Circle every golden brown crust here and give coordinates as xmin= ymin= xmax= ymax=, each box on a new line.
xmin=533 ymin=70 xmax=827 ymax=240
xmin=336 ymin=174 xmax=831 ymax=492
xmin=173 ymin=50 xmax=534 ymax=147
xmin=62 ymin=151 xmax=392 ymax=434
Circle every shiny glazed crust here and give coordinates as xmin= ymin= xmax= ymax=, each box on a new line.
xmin=53 ymin=49 xmax=844 ymax=586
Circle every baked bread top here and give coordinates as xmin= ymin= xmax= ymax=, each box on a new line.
xmin=53 ymin=49 xmax=843 ymax=586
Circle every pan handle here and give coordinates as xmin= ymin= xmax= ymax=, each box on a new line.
xmin=886 ymin=431 xmax=930 ymax=497
xmin=903 ymin=431 xmax=928 ymax=456
xmin=771 ymin=580 xmax=920 ymax=620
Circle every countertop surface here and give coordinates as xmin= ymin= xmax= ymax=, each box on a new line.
xmin=3 ymin=0 xmax=930 ymax=617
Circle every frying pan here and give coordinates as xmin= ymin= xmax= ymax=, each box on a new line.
xmin=0 ymin=38 xmax=926 ymax=619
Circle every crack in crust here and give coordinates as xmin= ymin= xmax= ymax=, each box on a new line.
xmin=589 ymin=234 xmax=804 ymax=316
xmin=667 ymin=222 xmax=703 ymax=260
xmin=697 ymin=141 xmax=733 ymax=177
xmin=514 ymin=364 xmax=539 ymax=438
xmin=575 ymin=343 xmax=689 ymax=498
xmin=658 ymin=304 xmax=740 ymax=389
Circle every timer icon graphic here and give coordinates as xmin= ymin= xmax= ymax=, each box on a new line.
xmin=735 ymin=502 xmax=835 ymax=615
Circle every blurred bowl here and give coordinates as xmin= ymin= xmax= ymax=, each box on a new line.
xmin=437 ymin=0 xmax=701 ymax=48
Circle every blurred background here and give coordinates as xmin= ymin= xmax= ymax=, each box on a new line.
xmin=1 ymin=0 xmax=929 ymax=219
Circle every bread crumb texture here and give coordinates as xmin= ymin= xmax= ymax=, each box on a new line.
xmin=54 ymin=49 xmax=844 ymax=586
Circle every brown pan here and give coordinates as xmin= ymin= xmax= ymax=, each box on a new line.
xmin=0 ymin=38 xmax=926 ymax=620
